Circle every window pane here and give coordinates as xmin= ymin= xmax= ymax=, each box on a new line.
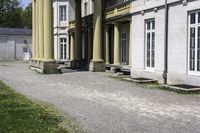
xmin=190 ymin=28 xmax=196 ymax=71
xmin=152 ymin=20 xmax=155 ymax=30
xmin=64 ymin=44 xmax=67 ymax=59
xmin=23 ymin=47 xmax=28 ymax=53
xmin=198 ymin=12 xmax=200 ymax=23
xmin=60 ymin=6 xmax=66 ymax=21
xmin=147 ymin=33 xmax=150 ymax=67
xmin=147 ymin=21 xmax=151 ymax=30
xmin=61 ymin=44 xmax=63 ymax=59
xmin=190 ymin=13 xmax=196 ymax=24
xmin=198 ymin=27 xmax=200 ymax=71
xmin=151 ymin=32 xmax=155 ymax=67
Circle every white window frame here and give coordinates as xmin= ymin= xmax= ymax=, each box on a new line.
xmin=145 ymin=19 xmax=155 ymax=71
xmin=59 ymin=5 xmax=67 ymax=22
xmin=188 ymin=10 xmax=200 ymax=76
xmin=60 ymin=38 xmax=68 ymax=61
xmin=23 ymin=47 xmax=28 ymax=53
xmin=121 ymin=32 xmax=128 ymax=65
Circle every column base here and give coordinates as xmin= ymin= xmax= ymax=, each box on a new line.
xmin=30 ymin=60 xmax=59 ymax=74
xmin=89 ymin=60 xmax=105 ymax=72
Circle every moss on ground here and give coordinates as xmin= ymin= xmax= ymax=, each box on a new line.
xmin=0 ymin=81 xmax=86 ymax=133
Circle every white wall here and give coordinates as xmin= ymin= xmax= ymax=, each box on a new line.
xmin=167 ymin=0 xmax=200 ymax=85
xmin=131 ymin=0 xmax=200 ymax=85
xmin=53 ymin=0 xmax=69 ymax=61
xmin=0 ymin=35 xmax=32 ymax=60
xmin=131 ymin=8 xmax=165 ymax=83
xmin=82 ymin=0 xmax=94 ymax=17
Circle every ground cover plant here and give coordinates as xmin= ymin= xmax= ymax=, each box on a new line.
xmin=0 ymin=81 xmax=83 ymax=133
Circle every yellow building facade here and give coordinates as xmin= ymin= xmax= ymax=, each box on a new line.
xmin=30 ymin=0 xmax=59 ymax=74
xmin=68 ymin=0 xmax=132 ymax=72
xmin=31 ymin=0 xmax=132 ymax=73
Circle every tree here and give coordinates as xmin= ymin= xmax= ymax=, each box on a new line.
xmin=0 ymin=0 xmax=32 ymax=29
xmin=21 ymin=3 xmax=32 ymax=29
xmin=0 ymin=0 xmax=23 ymax=28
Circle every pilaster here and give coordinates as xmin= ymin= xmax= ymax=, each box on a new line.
xmin=114 ymin=23 xmax=120 ymax=65
xmin=104 ymin=25 xmax=110 ymax=64
xmin=70 ymin=33 xmax=75 ymax=61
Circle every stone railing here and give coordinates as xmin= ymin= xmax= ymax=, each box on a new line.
xmin=69 ymin=21 xmax=75 ymax=30
xmin=105 ymin=1 xmax=131 ymax=20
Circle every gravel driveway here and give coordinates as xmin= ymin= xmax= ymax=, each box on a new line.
xmin=0 ymin=61 xmax=200 ymax=133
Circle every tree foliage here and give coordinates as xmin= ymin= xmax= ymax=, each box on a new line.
xmin=0 ymin=0 xmax=32 ymax=29
xmin=21 ymin=3 xmax=32 ymax=29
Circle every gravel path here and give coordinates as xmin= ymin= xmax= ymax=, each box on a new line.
xmin=0 ymin=61 xmax=200 ymax=133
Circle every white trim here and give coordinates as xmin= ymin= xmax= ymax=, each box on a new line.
xmin=121 ymin=32 xmax=128 ymax=65
xmin=188 ymin=10 xmax=200 ymax=76
xmin=145 ymin=19 xmax=155 ymax=71
xmin=60 ymin=38 xmax=69 ymax=61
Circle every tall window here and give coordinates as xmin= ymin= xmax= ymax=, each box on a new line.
xmin=121 ymin=33 xmax=127 ymax=64
xmin=189 ymin=11 xmax=200 ymax=74
xmin=59 ymin=6 xmax=67 ymax=21
xmin=60 ymin=38 xmax=67 ymax=60
xmin=146 ymin=19 xmax=155 ymax=70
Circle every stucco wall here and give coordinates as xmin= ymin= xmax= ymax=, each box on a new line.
xmin=167 ymin=0 xmax=200 ymax=85
xmin=131 ymin=8 xmax=165 ymax=83
xmin=82 ymin=0 xmax=94 ymax=17
xmin=131 ymin=0 xmax=200 ymax=85
xmin=53 ymin=0 xmax=69 ymax=61
xmin=68 ymin=0 xmax=75 ymax=21
xmin=0 ymin=35 xmax=32 ymax=60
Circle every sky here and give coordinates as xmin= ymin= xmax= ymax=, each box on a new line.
xmin=21 ymin=0 xmax=32 ymax=8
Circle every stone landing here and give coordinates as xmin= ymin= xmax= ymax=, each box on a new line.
xmin=30 ymin=60 xmax=59 ymax=74
xmin=89 ymin=60 xmax=105 ymax=72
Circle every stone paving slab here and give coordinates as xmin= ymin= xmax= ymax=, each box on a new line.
xmin=0 ymin=61 xmax=200 ymax=133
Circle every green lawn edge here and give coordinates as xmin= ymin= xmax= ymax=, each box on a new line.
xmin=0 ymin=81 xmax=86 ymax=133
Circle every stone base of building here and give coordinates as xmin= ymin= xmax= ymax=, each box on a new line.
xmin=63 ymin=60 xmax=75 ymax=68
xmin=105 ymin=64 xmax=122 ymax=73
xmin=73 ymin=59 xmax=87 ymax=69
xmin=131 ymin=69 xmax=163 ymax=84
xmin=89 ymin=60 xmax=105 ymax=72
xmin=30 ymin=60 xmax=59 ymax=74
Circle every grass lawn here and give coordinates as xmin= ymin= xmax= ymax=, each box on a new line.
xmin=0 ymin=81 xmax=84 ymax=133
